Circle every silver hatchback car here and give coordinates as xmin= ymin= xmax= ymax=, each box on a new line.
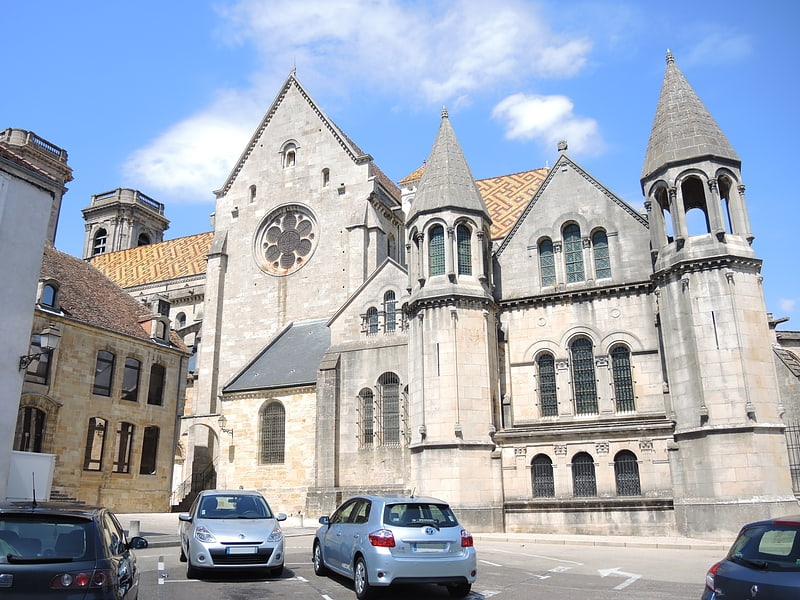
xmin=178 ymin=490 xmax=287 ymax=579
xmin=312 ymin=494 xmax=477 ymax=599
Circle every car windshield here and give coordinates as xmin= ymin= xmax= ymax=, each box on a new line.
xmin=197 ymin=494 xmax=273 ymax=519
xmin=383 ymin=503 xmax=459 ymax=528
xmin=729 ymin=524 xmax=800 ymax=571
xmin=0 ymin=514 xmax=93 ymax=562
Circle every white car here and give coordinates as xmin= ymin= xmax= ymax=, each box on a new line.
xmin=178 ymin=490 xmax=286 ymax=579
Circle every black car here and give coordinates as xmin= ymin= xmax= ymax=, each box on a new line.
xmin=0 ymin=501 xmax=148 ymax=599
xmin=701 ymin=515 xmax=800 ymax=599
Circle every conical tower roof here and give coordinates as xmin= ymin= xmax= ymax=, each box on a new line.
xmin=407 ymin=108 xmax=490 ymax=223
xmin=641 ymin=51 xmax=739 ymax=180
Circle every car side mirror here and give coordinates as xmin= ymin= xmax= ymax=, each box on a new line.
xmin=178 ymin=513 xmax=192 ymax=522
xmin=128 ymin=536 xmax=148 ymax=550
xmin=276 ymin=513 xmax=287 ymax=521
xmin=319 ymin=516 xmax=330 ymax=525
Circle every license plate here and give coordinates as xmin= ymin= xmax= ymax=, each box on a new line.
xmin=226 ymin=546 xmax=257 ymax=555
xmin=413 ymin=542 xmax=447 ymax=552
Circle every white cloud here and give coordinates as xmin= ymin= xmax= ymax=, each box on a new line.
xmin=779 ymin=298 xmax=796 ymax=314
xmin=491 ymin=93 xmax=603 ymax=154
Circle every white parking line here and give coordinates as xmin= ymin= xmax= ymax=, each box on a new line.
xmin=480 ymin=559 xmax=503 ymax=566
xmin=491 ymin=548 xmax=583 ymax=565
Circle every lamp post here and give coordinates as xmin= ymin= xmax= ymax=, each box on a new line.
xmin=218 ymin=415 xmax=234 ymax=438
xmin=19 ymin=323 xmax=61 ymax=371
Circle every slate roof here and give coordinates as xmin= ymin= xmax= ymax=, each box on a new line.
xmin=89 ymin=232 xmax=213 ymax=288
xmin=641 ymin=50 xmax=739 ymax=180
xmin=40 ymin=246 xmax=187 ymax=351
xmin=223 ymin=319 xmax=330 ymax=393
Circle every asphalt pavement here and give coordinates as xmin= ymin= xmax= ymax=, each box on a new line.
xmin=118 ymin=512 xmax=730 ymax=552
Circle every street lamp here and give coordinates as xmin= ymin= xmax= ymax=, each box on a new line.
xmin=218 ymin=415 xmax=234 ymax=438
xmin=19 ymin=323 xmax=61 ymax=371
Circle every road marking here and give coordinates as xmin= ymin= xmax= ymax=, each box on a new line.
xmin=492 ymin=548 xmax=583 ymax=565
xmin=598 ymin=567 xmax=642 ymax=590
xmin=480 ymin=559 xmax=503 ymax=566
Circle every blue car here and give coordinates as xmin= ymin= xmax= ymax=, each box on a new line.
xmin=702 ymin=515 xmax=800 ymax=599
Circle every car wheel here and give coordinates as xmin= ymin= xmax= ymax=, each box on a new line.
xmin=186 ymin=560 xmax=201 ymax=580
xmin=354 ymin=556 xmax=373 ymax=600
xmin=179 ymin=545 xmax=186 ymax=562
xmin=312 ymin=542 xmax=327 ymax=576
xmin=447 ymin=582 xmax=472 ymax=598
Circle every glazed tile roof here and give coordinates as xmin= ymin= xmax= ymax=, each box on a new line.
xmin=40 ymin=246 xmax=187 ymax=350
xmin=89 ymin=232 xmax=213 ymax=288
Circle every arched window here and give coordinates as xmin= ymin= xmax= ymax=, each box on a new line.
xmin=321 ymin=168 xmax=330 ymax=187
xmin=378 ymin=373 xmax=401 ymax=446
xmin=537 ymin=353 xmax=558 ymax=417
xmin=387 ymin=233 xmax=397 ymax=261
xmin=15 ymin=407 xmax=45 ymax=452
xmin=122 ymin=358 xmax=141 ymax=402
xmin=538 ymin=238 xmax=556 ymax=287
xmin=570 ymin=338 xmax=597 ymax=414
xmin=571 ymin=452 xmax=596 ymax=497
xmin=384 ymin=291 xmax=397 ymax=333
xmin=83 ymin=417 xmax=107 ymax=471
xmin=614 ymin=450 xmax=641 ymax=496
xmin=592 ymin=230 xmax=611 ymax=279
xmin=93 ymin=350 xmax=115 ymax=396
xmin=563 ymin=224 xmax=585 ymax=283
xmin=40 ymin=283 xmax=58 ymax=309
xmin=112 ymin=421 xmax=134 ymax=473
xmin=175 ymin=312 xmax=187 ymax=329
xmin=681 ymin=176 xmax=711 ymax=236
xmin=283 ymin=142 xmax=296 ymax=168
xmin=147 ymin=364 xmax=165 ymax=406
xmin=358 ymin=389 xmax=374 ymax=448
xmin=92 ymin=229 xmax=108 ymax=256
xmin=249 ymin=184 xmax=257 ymax=202
xmin=139 ymin=426 xmax=160 ymax=475
xmin=531 ymin=454 xmax=555 ymax=498
xmin=456 ymin=224 xmax=472 ymax=275
xmin=366 ymin=307 xmax=379 ymax=335
xmin=611 ymin=345 xmax=635 ymax=412
xmin=428 ymin=225 xmax=445 ymax=276
xmin=260 ymin=402 xmax=286 ymax=464
xmin=137 ymin=232 xmax=151 ymax=246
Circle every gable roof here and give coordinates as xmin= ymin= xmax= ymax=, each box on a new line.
xmin=89 ymin=232 xmax=213 ymax=288
xmin=40 ymin=246 xmax=187 ymax=350
xmin=641 ymin=50 xmax=739 ymax=180
xmin=222 ymin=319 xmax=330 ymax=393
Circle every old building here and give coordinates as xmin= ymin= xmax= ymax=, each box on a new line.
xmin=87 ymin=54 xmax=800 ymax=538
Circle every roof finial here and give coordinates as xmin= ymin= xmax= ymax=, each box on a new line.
xmin=666 ymin=49 xmax=675 ymax=65
xmin=557 ymin=140 xmax=568 ymax=153
xmin=441 ymin=106 xmax=449 ymax=119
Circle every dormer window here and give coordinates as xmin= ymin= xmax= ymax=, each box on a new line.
xmin=39 ymin=282 xmax=59 ymax=310
xmin=282 ymin=142 xmax=297 ymax=168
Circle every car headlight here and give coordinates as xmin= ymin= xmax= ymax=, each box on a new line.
xmin=267 ymin=526 xmax=283 ymax=543
xmin=194 ymin=526 xmax=216 ymax=543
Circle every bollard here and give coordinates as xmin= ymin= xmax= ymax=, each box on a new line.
xmin=129 ymin=520 xmax=140 ymax=537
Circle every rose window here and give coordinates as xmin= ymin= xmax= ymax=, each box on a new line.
xmin=254 ymin=205 xmax=318 ymax=275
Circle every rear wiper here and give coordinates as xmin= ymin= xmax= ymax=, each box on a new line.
xmin=733 ymin=553 xmax=769 ymax=569
xmin=415 ymin=519 xmax=440 ymax=530
xmin=7 ymin=555 xmax=74 ymax=564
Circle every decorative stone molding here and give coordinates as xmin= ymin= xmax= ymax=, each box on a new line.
xmin=514 ymin=447 xmax=527 ymax=456
xmin=595 ymin=441 xmax=609 ymax=454
xmin=554 ymin=444 xmax=568 ymax=456
xmin=639 ymin=439 xmax=654 ymax=453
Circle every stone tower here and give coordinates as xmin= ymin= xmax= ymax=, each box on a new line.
xmin=405 ymin=109 xmax=503 ymax=531
xmin=81 ymin=188 xmax=169 ymax=258
xmin=641 ymin=52 xmax=797 ymax=537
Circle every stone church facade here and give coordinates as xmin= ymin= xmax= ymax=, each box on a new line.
xmin=87 ymin=53 xmax=800 ymax=539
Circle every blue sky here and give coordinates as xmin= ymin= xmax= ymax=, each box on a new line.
xmin=5 ymin=1 xmax=799 ymax=325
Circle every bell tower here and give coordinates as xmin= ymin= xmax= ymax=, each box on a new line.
xmin=642 ymin=52 xmax=796 ymax=537
xmin=405 ymin=109 xmax=503 ymax=532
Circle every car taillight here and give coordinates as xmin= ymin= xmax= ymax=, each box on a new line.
xmin=50 ymin=569 xmax=112 ymax=589
xmin=368 ymin=529 xmax=396 ymax=547
xmin=461 ymin=529 xmax=474 ymax=547
xmin=705 ymin=561 xmax=721 ymax=590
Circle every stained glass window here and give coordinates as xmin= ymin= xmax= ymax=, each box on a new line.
xmin=457 ymin=224 xmax=472 ymax=275
xmin=564 ymin=224 xmax=585 ymax=283
xmin=592 ymin=230 xmax=611 ymax=279
xmin=539 ymin=238 xmax=556 ymax=287
xmin=538 ymin=353 xmax=558 ymax=417
xmin=260 ymin=403 xmax=285 ymax=464
xmin=571 ymin=338 xmax=597 ymax=414
xmin=429 ymin=225 xmax=445 ymax=276
xmin=611 ymin=345 xmax=635 ymax=412
xmin=532 ymin=454 xmax=555 ymax=497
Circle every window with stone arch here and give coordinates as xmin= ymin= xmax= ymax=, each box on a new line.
xmin=137 ymin=232 xmax=151 ymax=246
xmin=92 ymin=228 xmax=108 ymax=256
xmin=387 ymin=233 xmax=397 ymax=262
xmin=536 ymin=352 xmax=558 ymax=417
xmin=15 ymin=406 xmax=46 ymax=453
xmin=611 ymin=345 xmax=635 ymax=413
xmin=531 ymin=454 xmax=555 ymax=497
xmin=357 ymin=388 xmax=374 ymax=448
xmin=614 ymin=450 xmax=641 ymax=496
xmin=570 ymin=337 xmax=597 ymax=414
xmin=366 ymin=307 xmax=379 ymax=335
xmin=592 ymin=229 xmax=611 ymax=279
xmin=456 ymin=223 xmax=472 ymax=275
xmin=139 ymin=426 xmax=160 ymax=475
xmin=112 ymin=421 xmax=134 ymax=474
xmin=83 ymin=417 xmax=107 ymax=471
xmin=93 ymin=350 xmax=115 ymax=396
xmin=377 ymin=372 xmax=401 ymax=446
xmin=428 ymin=225 xmax=445 ymax=276
xmin=563 ymin=223 xmax=585 ymax=283
xmin=259 ymin=402 xmax=286 ymax=464
xmin=384 ymin=291 xmax=397 ymax=333
xmin=40 ymin=282 xmax=59 ymax=309
xmin=538 ymin=238 xmax=556 ymax=287
xmin=571 ymin=452 xmax=597 ymax=497
xmin=282 ymin=141 xmax=297 ymax=168
xmin=122 ymin=358 xmax=141 ymax=402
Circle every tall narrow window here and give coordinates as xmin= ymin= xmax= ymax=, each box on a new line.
xmin=83 ymin=417 xmax=106 ymax=471
xmin=139 ymin=426 xmax=160 ymax=475
xmin=537 ymin=353 xmax=558 ymax=417
xmin=571 ymin=452 xmax=597 ymax=497
xmin=112 ymin=422 xmax=134 ymax=474
xmin=15 ymin=407 xmax=46 ymax=452
xmin=378 ymin=373 xmax=401 ymax=446
xmin=93 ymin=350 xmax=115 ymax=396
xmin=429 ymin=225 xmax=445 ymax=276
xmin=570 ymin=338 xmax=597 ymax=414
xmin=260 ymin=402 xmax=285 ymax=464
xmin=456 ymin=224 xmax=472 ymax=275
xmin=321 ymin=168 xmax=330 ymax=187
xmin=384 ymin=291 xmax=397 ymax=333
xmin=531 ymin=454 xmax=555 ymax=498
xmin=592 ymin=230 xmax=611 ymax=279
xmin=137 ymin=232 xmax=151 ymax=246
xmin=283 ymin=143 xmax=296 ymax=168
xmin=122 ymin=358 xmax=141 ymax=402
xmin=538 ymin=238 xmax=556 ymax=287
xmin=92 ymin=229 xmax=107 ymax=256
xmin=564 ymin=224 xmax=585 ymax=283
xmin=614 ymin=450 xmax=641 ymax=496
xmin=366 ymin=307 xmax=379 ymax=335
xmin=147 ymin=364 xmax=165 ymax=406
xmin=611 ymin=345 xmax=635 ymax=412
xmin=358 ymin=389 xmax=374 ymax=448
xmin=387 ymin=233 xmax=397 ymax=261
xmin=40 ymin=283 xmax=57 ymax=308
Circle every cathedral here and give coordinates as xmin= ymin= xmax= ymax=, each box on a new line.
xmin=85 ymin=52 xmax=800 ymax=539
